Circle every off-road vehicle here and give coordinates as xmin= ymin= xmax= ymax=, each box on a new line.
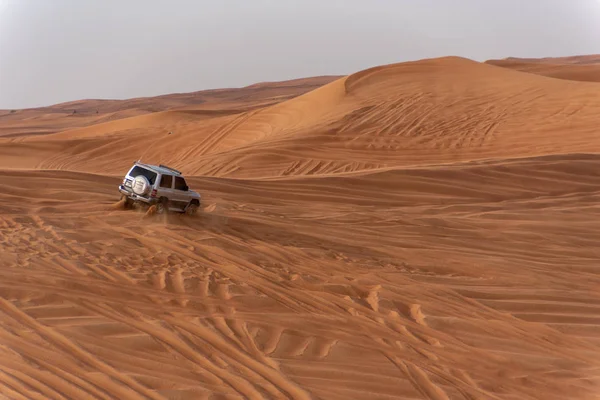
xmin=118 ymin=161 xmax=201 ymax=215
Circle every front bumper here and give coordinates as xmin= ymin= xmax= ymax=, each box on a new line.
xmin=119 ymin=185 xmax=155 ymax=204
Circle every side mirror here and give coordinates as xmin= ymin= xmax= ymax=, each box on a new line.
xmin=183 ymin=185 xmax=189 ymax=191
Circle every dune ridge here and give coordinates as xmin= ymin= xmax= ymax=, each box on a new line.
xmin=1 ymin=56 xmax=600 ymax=399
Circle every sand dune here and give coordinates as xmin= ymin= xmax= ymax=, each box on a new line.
xmin=489 ymin=55 xmax=600 ymax=65
xmin=1 ymin=56 xmax=600 ymax=399
xmin=8 ymin=56 xmax=600 ymax=178
xmin=486 ymin=54 xmax=600 ymax=82
xmin=486 ymin=58 xmax=600 ymax=83
xmin=0 ymin=76 xmax=339 ymax=140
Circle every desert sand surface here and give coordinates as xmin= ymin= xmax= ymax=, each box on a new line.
xmin=1 ymin=57 xmax=600 ymax=400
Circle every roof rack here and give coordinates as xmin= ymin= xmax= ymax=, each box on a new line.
xmin=159 ymin=164 xmax=182 ymax=175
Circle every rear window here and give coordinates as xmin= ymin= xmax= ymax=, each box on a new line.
xmin=129 ymin=166 xmax=157 ymax=184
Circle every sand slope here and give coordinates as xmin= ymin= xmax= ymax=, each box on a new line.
xmin=1 ymin=57 xmax=600 ymax=399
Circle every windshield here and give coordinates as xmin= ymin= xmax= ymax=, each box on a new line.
xmin=129 ymin=166 xmax=157 ymax=185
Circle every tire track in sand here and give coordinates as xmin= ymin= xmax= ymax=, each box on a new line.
xmin=0 ymin=298 xmax=167 ymax=400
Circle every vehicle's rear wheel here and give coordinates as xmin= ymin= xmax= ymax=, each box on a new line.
xmin=185 ymin=202 xmax=199 ymax=216
xmin=121 ymin=195 xmax=133 ymax=209
xmin=156 ymin=198 xmax=169 ymax=214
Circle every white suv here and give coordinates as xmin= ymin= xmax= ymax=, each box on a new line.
xmin=118 ymin=161 xmax=201 ymax=215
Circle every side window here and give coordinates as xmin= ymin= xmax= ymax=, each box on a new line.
xmin=159 ymin=174 xmax=173 ymax=188
xmin=174 ymin=176 xmax=188 ymax=191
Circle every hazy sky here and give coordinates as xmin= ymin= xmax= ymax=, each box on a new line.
xmin=1 ymin=0 xmax=600 ymax=109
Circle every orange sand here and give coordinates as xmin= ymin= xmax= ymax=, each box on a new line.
xmin=1 ymin=57 xmax=600 ymax=399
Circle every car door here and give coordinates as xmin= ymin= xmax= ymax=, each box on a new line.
xmin=157 ymin=174 xmax=176 ymax=209
xmin=172 ymin=176 xmax=190 ymax=210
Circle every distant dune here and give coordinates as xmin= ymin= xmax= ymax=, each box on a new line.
xmin=488 ymin=54 xmax=600 ymax=65
xmin=0 ymin=75 xmax=341 ymax=139
xmin=1 ymin=56 xmax=600 ymax=400
xmin=486 ymin=55 xmax=600 ymax=82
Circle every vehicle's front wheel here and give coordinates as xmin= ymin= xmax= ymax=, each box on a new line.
xmin=185 ymin=202 xmax=199 ymax=216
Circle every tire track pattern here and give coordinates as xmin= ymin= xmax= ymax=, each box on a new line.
xmin=2 ymin=161 xmax=600 ymax=399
